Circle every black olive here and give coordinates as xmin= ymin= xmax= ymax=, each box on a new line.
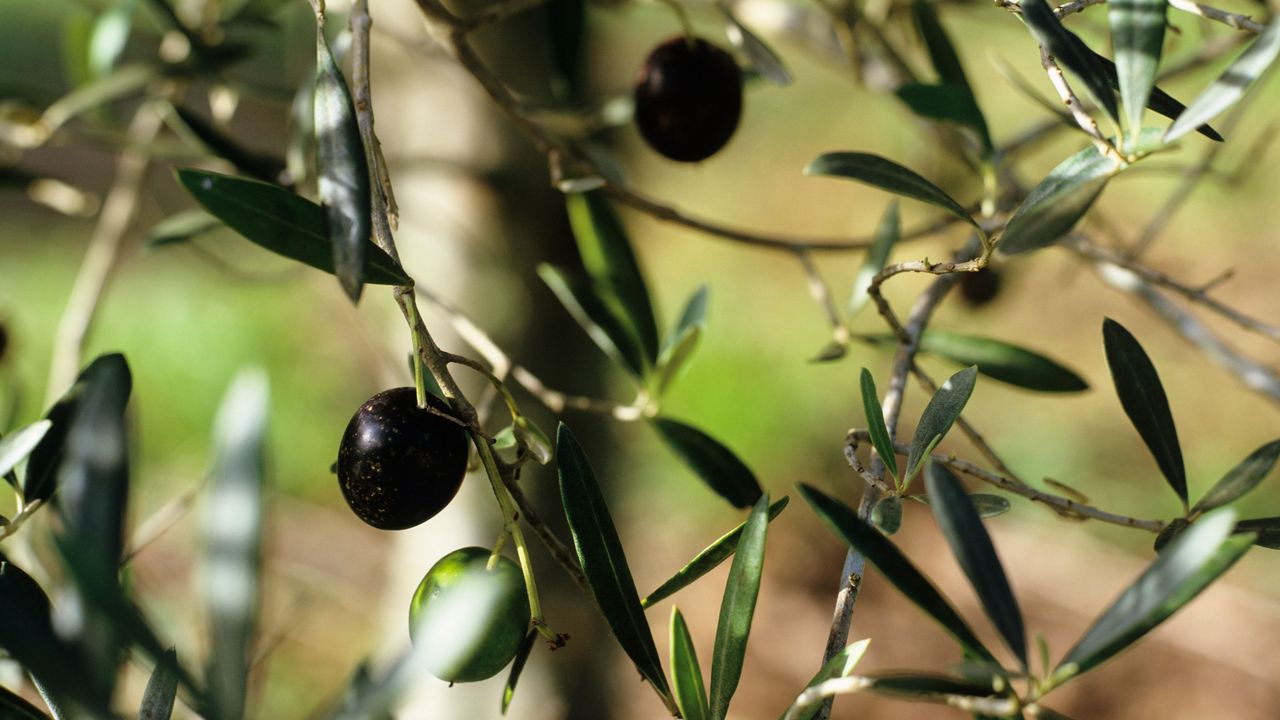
xmin=958 ymin=268 xmax=1002 ymax=307
xmin=337 ymin=388 xmax=469 ymax=530
xmin=634 ymin=36 xmax=743 ymax=162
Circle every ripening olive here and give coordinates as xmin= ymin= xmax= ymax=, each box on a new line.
xmin=409 ymin=547 xmax=531 ymax=682
xmin=634 ymin=36 xmax=743 ymax=162
xmin=958 ymin=268 xmax=1002 ymax=307
xmin=336 ymin=388 xmax=468 ymax=530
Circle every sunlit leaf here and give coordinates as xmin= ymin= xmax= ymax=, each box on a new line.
xmin=175 ymin=169 xmax=410 ymax=285
xmin=1109 ymin=0 xmax=1166 ymax=135
xmin=88 ymin=0 xmax=138 ymax=78
xmin=1057 ymin=508 xmax=1252 ymax=679
xmin=1193 ymin=440 xmax=1280 ymax=513
xmin=654 ymin=325 xmax=702 ymax=396
xmin=145 ymin=209 xmax=221 ymax=247
xmin=1085 ymin=52 xmax=1222 ymax=140
xmin=313 ymin=19 xmax=371 ymax=301
xmin=204 ymin=370 xmax=269 ymax=720
xmin=717 ymin=2 xmax=792 ymax=86
xmin=556 ymin=424 xmax=672 ymax=701
xmin=642 ymin=497 xmax=789 ymax=608
xmin=1020 ymin=0 xmax=1120 ymax=122
xmin=501 ymin=630 xmax=538 ymax=714
xmin=670 ymin=608 xmax=710 ymax=720
xmin=925 ymin=463 xmax=1027 ymax=669
xmin=905 ymin=366 xmax=977 ymax=482
xmin=653 ymin=418 xmax=763 ymax=508
xmin=997 ymin=144 xmax=1118 ymax=255
xmin=848 ymin=202 xmax=899 ymax=319
xmin=1102 ymin=318 xmax=1187 ymax=507
xmin=0 ymin=420 xmax=52 ymax=479
xmin=798 ymin=484 xmax=996 ymax=662
xmin=139 ymin=648 xmax=179 ymax=720
xmin=805 ymin=152 xmax=976 ymax=226
xmin=860 ymin=368 xmax=899 ymax=481
xmin=539 ymin=263 xmax=648 ymax=378
xmin=709 ymin=494 xmax=770 ymax=720
xmin=915 ymin=330 xmax=1088 ymax=392
xmin=779 ymin=638 xmax=870 ymax=720
xmin=1166 ymin=20 xmax=1280 ymax=143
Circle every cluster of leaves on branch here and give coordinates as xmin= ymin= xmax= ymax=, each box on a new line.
xmin=2 ymin=0 xmax=1280 ymax=717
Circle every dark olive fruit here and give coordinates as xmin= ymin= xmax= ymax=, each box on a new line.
xmin=337 ymin=388 xmax=468 ymax=530
xmin=409 ymin=547 xmax=531 ymax=682
xmin=958 ymin=268 xmax=1002 ymax=307
xmin=634 ymin=36 xmax=743 ymax=162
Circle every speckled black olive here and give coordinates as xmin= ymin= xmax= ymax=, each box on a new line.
xmin=958 ymin=268 xmax=1001 ymax=307
xmin=634 ymin=36 xmax=743 ymax=162
xmin=337 ymin=388 xmax=469 ymax=530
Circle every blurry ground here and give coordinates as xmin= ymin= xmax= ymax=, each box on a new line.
xmin=2 ymin=0 xmax=1280 ymax=717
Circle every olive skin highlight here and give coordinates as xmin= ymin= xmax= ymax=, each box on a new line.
xmin=337 ymin=387 xmax=468 ymax=530
xmin=634 ymin=36 xmax=743 ymax=162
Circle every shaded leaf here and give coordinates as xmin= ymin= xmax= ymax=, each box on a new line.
xmin=566 ymin=191 xmax=660 ymax=365
xmin=1102 ymin=318 xmax=1186 ymax=507
xmin=912 ymin=0 xmax=971 ymax=90
xmin=655 ymin=325 xmax=703 ymax=396
xmin=653 ymin=418 xmax=763 ymax=508
xmin=512 ymin=416 xmax=553 ymax=466
xmin=1057 ymin=508 xmax=1252 ymax=678
xmin=501 ymin=630 xmax=538 ymax=714
xmin=145 ymin=209 xmax=221 ymax=247
xmin=1152 ymin=517 xmax=1190 ymax=552
xmin=925 ymin=463 xmax=1027 ymax=669
xmin=556 ymin=424 xmax=672 ymax=700
xmin=1020 ymin=0 xmax=1120 ymax=121
xmin=870 ymin=495 xmax=903 ymax=535
xmin=1109 ymin=0 xmax=1167 ymax=134
xmin=641 ymin=497 xmax=789 ymax=608
xmin=916 ymin=330 xmax=1088 ymax=392
xmin=865 ymin=672 xmax=1001 ymax=700
xmin=1193 ymin=440 xmax=1280 ymax=513
xmin=313 ymin=20 xmax=371 ymax=301
xmin=809 ymin=341 xmax=847 ymax=363
xmin=848 ymin=202 xmax=899 ymax=319
xmin=539 ymin=263 xmax=648 ymax=378
xmin=709 ymin=494 xmax=770 ymax=720
xmin=0 ymin=420 xmax=52 ymax=479
xmin=905 ymin=366 xmax=977 ymax=481
xmin=175 ymin=169 xmax=410 ymax=285
xmin=805 ymin=152 xmax=976 ymax=226
xmin=798 ymin=484 xmax=996 ymax=662
xmin=895 ymin=84 xmax=992 ymax=153
xmin=717 ymin=2 xmax=792 ymax=86
xmin=998 ymin=144 xmax=1118 ymax=255
xmin=172 ymin=106 xmax=286 ymax=183
xmin=779 ymin=638 xmax=870 ymax=720
xmin=139 ymin=648 xmax=179 ymax=720
xmin=1235 ymin=517 xmax=1280 ymax=549
xmin=910 ymin=492 xmax=1012 ymax=519
xmin=204 ymin=370 xmax=269 ymax=720
xmin=670 ymin=608 xmax=710 ymax=720
xmin=860 ymin=368 xmax=899 ymax=481
xmin=1166 ymin=20 xmax=1280 ymax=143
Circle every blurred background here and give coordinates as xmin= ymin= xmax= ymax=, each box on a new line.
xmin=1 ymin=0 xmax=1279 ymax=717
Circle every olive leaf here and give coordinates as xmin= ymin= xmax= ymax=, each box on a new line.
xmin=870 ymin=495 xmax=903 ymax=535
xmin=905 ymin=366 xmax=977 ymax=483
xmin=501 ymin=630 xmax=538 ymax=714
xmin=652 ymin=418 xmax=763 ymax=508
xmin=716 ymin=1 xmax=792 ymax=86
xmin=997 ymin=144 xmax=1119 ymax=255
xmin=895 ymin=84 xmax=992 ymax=154
xmin=709 ymin=493 xmax=771 ymax=720
xmin=848 ymin=202 xmax=899 ymax=320
xmin=1192 ymin=440 xmax=1280 ymax=514
xmin=1109 ymin=0 xmax=1167 ymax=135
xmin=0 ymin=420 xmax=52 ymax=479
xmin=895 ymin=330 xmax=1089 ymax=393
xmin=860 ymin=368 xmax=899 ymax=481
xmin=670 ymin=608 xmax=710 ymax=720
xmin=1166 ymin=20 xmax=1280 ymax=143
xmin=805 ymin=152 xmax=976 ymax=226
xmin=139 ymin=649 xmax=179 ymax=720
xmin=779 ymin=638 xmax=871 ymax=720
xmin=1019 ymin=0 xmax=1120 ymax=122
xmin=145 ymin=209 xmax=221 ymax=247
xmin=539 ymin=263 xmax=649 ymax=379
xmin=654 ymin=285 xmax=709 ymax=397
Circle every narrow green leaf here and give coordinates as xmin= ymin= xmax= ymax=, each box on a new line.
xmin=0 ymin=684 xmax=50 ymax=720
xmin=1085 ymin=52 xmax=1222 ymax=140
xmin=805 ymin=152 xmax=976 ymax=226
xmin=864 ymin=672 xmax=1005 ymax=703
xmin=538 ymin=263 xmax=648 ymax=378
xmin=654 ymin=285 xmax=709 ymax=396
xmin=1020 ymin=0 xmax=1120 ymax=122
xmin=566 ymin=191 xmax=660 ymax=364
xmin=670 ymin=608 xmax=710 ymax=720
xmin=905 ymin=366 xmax=978 ymax=481
xmin=204 ymin=370 xmax=269 ymax=720
xmin=1166 ymin=20 xmax=1280 ymax=143
xmin=1152 ymin=517 xmax=1190 ymax=552
xmin=0 ymin=420 xmax=52 ymax=479
xmin=895 ymin=84 xmax=992 ymax=153
xmin=652 ymin=418 xmax=763 ymax=508
xmin=909 ymin=492 xmax=1011 ymax=519
xmin=916 ymin=330 xmax=1088 ymax=392
xmin=174 ymin=169 xmax=410 ymax=285
xmin=912 ymin=0 xmax=971 ymax=90
xmin=501 ymin=630 xmax=538 ymax=714
xmin=779 ymin=638 xmax=870 ymax=720
xmin=145 ymin=209 xmax=221 ymax=247
xmin=717 ymin=2 xmax=792 ymax=86
xmin=1193 ymin=440 xmax=1280 ymax=513
xmin=139 ymin=648 xmax=179 ymax=720
xmin=88 ymin=0 xmax=138 ymax=78
xmin=1102 ymin=318 xmax=1187 ymax=507
xmin=860 ymin=368 xmax=899 ymax=481
xmin=641 ymin=497 xmax=789 ymax=608
xmin=1110 ymin=0 xmax=1166 ymax=134
xmin=1236 ymin=517 xmax=1280 ymax=549
xmin=997 ymin=144 xmax=1118 ymax=255
xmin=664 ymin=285 xmax=710 ymax=356
xmin=313 ymin=20 xmax=371 ymax=301
xmin=1058 ymin=508 xmax=1252 ymax=678
xmin=709 ymin=494 xmax=770 ymax=720
xmin=556 ymin=424 xmax=672 ymax=700
xmin=512 ymin=416 xmax=553 ymax=466
xmin=798 ymin=484 xmax=996 ymax=662
xmin=1028 ymin=707 xmax=1078 ymax=720
xmin=870 ymin=495 xmax=903 ymax=535
xmin=848 ymin=202 xmax=899 ymax=319
xmin=40 ymin=63 xmax=157 ymax=136
xmin=925 ymin=463 xmax=1027 ymax=669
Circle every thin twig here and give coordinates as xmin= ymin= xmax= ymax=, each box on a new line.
xmin=1039 ymin=47 xmax=1121 ymax=160
xmin=1167 ymin=0 xmax=1268 ymax=33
